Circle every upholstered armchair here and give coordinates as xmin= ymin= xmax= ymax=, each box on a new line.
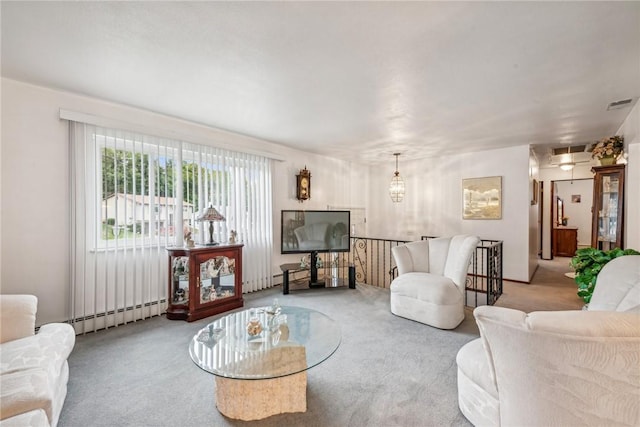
xmin=457 ymin=254 xmax=640 ymax=426
xmin=390 ymin=235 xmax=480 ymax=329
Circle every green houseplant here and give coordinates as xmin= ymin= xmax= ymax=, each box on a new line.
xmin=570 ymin=247 xmax=640 ymax=303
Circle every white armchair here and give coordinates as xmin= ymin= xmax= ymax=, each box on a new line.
xmin=457 ymin=254 xmax=640 ymax=426
xmin=0 ymin=295 xmax=75 ymax=427
xmin=390 ymin=235 xmax=480 ymax=329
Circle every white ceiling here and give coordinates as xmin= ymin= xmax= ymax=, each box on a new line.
xmin=2 ymin=2 xmax=639 ymax=165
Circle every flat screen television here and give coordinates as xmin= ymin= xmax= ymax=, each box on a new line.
xmin=281 ymin=210 xmax=350 ymax=254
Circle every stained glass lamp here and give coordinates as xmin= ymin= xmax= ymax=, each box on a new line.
xmin=197 ymin=204 xmax=225 ymax=246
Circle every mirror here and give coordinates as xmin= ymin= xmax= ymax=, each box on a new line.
xmin=556 ymin=197 xmax=564 ymax=226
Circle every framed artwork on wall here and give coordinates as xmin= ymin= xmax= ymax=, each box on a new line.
xmin=463 ymin=176 xmax=502 ymax=220
xmin=531 ymin=179 xmax=539 ymax=205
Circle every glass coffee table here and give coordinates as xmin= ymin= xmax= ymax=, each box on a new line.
xmin=189 ymin=305 xmax=341 ymax=420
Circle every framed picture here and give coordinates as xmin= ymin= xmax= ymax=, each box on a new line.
xmin=571 ymin=194 xmax=581 ymax=203
xmin=463 ymin=176 xmax=502 ymax=220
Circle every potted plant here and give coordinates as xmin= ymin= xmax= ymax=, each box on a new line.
xmin=570 ymin=247 xmax=639 ymax=303
xmin=590 ymin=135 xmax=624 ymax=165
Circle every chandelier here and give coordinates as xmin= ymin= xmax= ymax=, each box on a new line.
xmin=389 ymin=153 xmax=405 ymax=202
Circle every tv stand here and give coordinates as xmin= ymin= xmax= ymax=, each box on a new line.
xmin=308 ymin=251 xmax=324 ymax=288
xmin=280 ymin=253 xmax=356 ymax=295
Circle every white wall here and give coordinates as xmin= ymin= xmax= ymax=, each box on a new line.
xmin=528 ymin=151 xmax=540 ymax=279
xmin=365 ymin=144 xmax=533 ymax=282
xmin=616 ymin=101 xmax=640 ymax=250
xmin=272 ymin=151 xmax=367 ymax=268
xmin=626 ymin=143 xmax=640 ymax=249
xmin=1 ymin=78 xmax=367 ymax=324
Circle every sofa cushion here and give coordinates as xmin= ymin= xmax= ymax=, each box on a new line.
xmin=1 ymin=323 xmax=75 ymax=427
xmin=0 ymin=295 xmax=37 ymax=344
xmin=390 ymin=272 xmax=463 ymax=305
xmin=0 ymin=409 xmax=49 ymax=427
xmin=474 ymin=306 xmax=640 ymax=426
xmin=1 ymin=324 xmax=75 ymax=381
xmin=589 ymin=255 xmax=640 ymax=313
xmin=0 ymin=369 xmax=52 ymax=422
xmin=0 ymin=409 xmax=51 ymax=427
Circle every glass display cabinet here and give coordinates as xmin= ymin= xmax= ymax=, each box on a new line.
xmin=166 ymin=244 xmax=244 ymax=321
xmin=591 ymin=164 xmax=625 ymax=250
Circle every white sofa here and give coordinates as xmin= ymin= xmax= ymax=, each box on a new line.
xmin=0 ymin=295 xmax=75 ymax=427
xmin=390 ymin=235 xmax=480 ymax=329
xmin=457 ymin=255 xmax=640 ymax=426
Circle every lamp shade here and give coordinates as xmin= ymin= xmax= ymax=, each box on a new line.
xmin=196 ymin=204 xmax=225 ymax=246
xmin=197 ymin=205 xmax=225 ymax=222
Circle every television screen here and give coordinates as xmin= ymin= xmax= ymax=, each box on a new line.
xmin=281 ymin=210 xmax=350 ymax=254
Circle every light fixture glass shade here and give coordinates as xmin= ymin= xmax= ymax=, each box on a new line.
xmin=389 ymin=153 xmax=405 ymax=202
xmin=389 ymin=172 xmax=405 ymax=202
xmin=197 ymin=204 xmax=225 ymax=245
xmin=560 ymin=163 xmax=575 ymax=171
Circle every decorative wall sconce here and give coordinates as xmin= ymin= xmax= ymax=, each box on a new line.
xmin=389 ymin=153 xmax=405 ymax=202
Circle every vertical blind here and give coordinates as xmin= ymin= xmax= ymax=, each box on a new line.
xmin=69 ymin=122 xmax=273 ymax=334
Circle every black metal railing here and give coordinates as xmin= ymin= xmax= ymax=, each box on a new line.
xmin=464 ymin=240 xmax=503 ymax=307
xmin=342 ymin=236 xmax=503 ymax=307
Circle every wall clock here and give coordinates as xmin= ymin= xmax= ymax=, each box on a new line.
xmin=296 ymin=166 xmax=311 ymax=202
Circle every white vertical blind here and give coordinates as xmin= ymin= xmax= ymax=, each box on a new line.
xmin=183 ymin=142 xmax=273 ymax=293
xmin=70 ymin=122 xmax=273 ymax=334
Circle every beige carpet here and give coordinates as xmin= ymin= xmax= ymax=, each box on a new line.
xmin=495 ymin=256 xmax=584 ymax=313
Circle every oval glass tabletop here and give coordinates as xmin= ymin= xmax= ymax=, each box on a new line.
xmin=189 ymin=306 xmax=341 ymax=380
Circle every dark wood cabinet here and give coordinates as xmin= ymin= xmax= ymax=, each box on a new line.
xmin=591 ymin=164 xmax=625 ymax=250
xmin=166 ymin=244 xmax=243 ymax=322
xmin=553 ymin=227 xmax=578 ymax=257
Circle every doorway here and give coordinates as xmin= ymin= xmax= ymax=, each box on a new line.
xmin=549 ymin=178 xmax=594 ymax=258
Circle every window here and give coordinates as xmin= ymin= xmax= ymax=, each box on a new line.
xmin=69 ymin=121 xmax=273 ymax=333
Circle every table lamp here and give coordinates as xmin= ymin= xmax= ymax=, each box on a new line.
xmin=197 ymin=204 xmax=225 ymax=245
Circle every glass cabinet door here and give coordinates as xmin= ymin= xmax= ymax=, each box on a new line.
xmin=171 ymin=255 xmax=190 ymax=305
xmin=197 ymin=255 xmax=236 ymax=306
xmin=592 ymin=165 xmax=625 ymax=250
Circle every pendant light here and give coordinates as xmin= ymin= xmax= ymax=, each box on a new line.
xmin=389 ymin=153 xmax=405 ymax=202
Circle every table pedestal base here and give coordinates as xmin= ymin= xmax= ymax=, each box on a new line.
xmin=215 ymin=371 xmax=307 ymax=420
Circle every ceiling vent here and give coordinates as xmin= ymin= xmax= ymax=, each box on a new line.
xmin=552 ymin=145 xmax=587 ymax=156
xmin=607 ymin=98 xmax=634 ymax=111
xmin=549 ymin=144 xmax=591 ymax=167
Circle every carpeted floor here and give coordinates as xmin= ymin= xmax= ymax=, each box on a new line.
xmin=496 ymin=257 xmax=583 ymax=313
xmin=59 ymin=258 xmax=582 ymax=427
